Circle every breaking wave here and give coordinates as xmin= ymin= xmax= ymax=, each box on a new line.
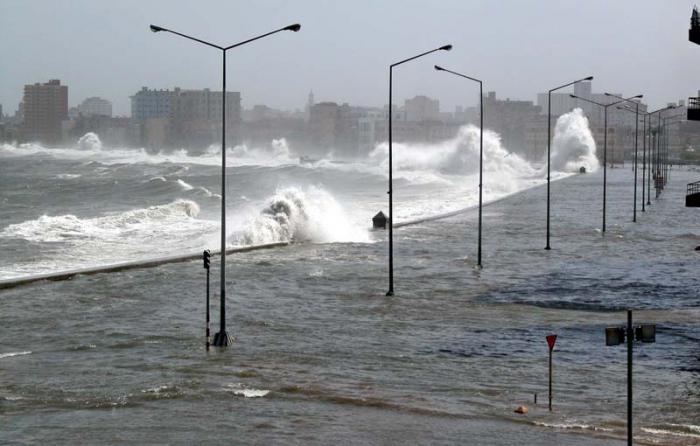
xmin=77 ymin=132 xmax=102 ymax=151
xmin=371 ymin=124 xmax=535 ymax=177
xmin=0 ymin=137 xmax=298 ymax=168
xmin=551 ymin=108 xmax=599 ymax=173
xmin=0 ymin=200 xmax=202 ymax=243
xmin=233 ymin=186 xmax=371 ymax=245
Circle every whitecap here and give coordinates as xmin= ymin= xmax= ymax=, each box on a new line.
xmin=0 ymin=351 xmax=32 ymax=359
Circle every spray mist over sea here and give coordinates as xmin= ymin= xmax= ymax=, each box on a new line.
xmin=0 ymin=118 xmax=597 ymax=278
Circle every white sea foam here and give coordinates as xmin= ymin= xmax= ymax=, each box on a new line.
xmin=0 ymin=351 xmax=32 ymax=359
xmin=0 ymin=199 xmax=201 ymax=243
xmin=0 ymin=138 xmax=298 ymax=168
xmin=0 ymin=199 xmax=219 ymax=279
xmin=233 ymin=186 xmax=371 ymax=245
xmin=551 ymin=108 xmax=599 ymax=173
xmin=77 ymin=132 xmax=102 ymax=151
xmin=641 ymin=424 xmax=700 ymax=439
xmin=225 ymin=384 xmax=270 ymax=398
xmin=176 ymin=179 xmax=194 ymax=191
xmin=533 ymin=421 xmax=612 ymax=432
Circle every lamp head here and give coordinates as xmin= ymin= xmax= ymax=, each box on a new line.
xmin=439 ymin=44 xmax=453 ymax=51
xmin=570 ymin=94 xmax=578 ymax=99
xmin=584 ymin=76 xmax=594 ymax=81
xmin=285 ymin=23 xmax=301 ymax=32
xmin=150 ymin=24 xmax=165 ymax=33
xmin=434 ymin=65 xmax=445 ymax=71
xmin=632 ymin=94 xmax=643 ymax=99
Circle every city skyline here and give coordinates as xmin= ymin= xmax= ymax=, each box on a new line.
xmin=2 ymin=0 xmax=699 ymax=116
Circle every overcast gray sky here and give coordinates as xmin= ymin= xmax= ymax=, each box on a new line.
xmin=2 ymin=0 xmax=700 ymax=116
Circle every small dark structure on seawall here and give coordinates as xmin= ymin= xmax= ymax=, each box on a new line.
xmin=373 ymin=211 xmax=388 ymax=229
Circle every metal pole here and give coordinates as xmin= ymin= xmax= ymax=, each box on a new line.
xmin=206 ymin=262 xmax=210 ymax=350
xmin=213 ymin=49 xmax=229 ymax=346
xmin=545 ymin=90 xmax=552 ymax=250
xmin=603 ymin=106 xmax=608 ymax=233
xmin=633 ymin=103 xmax=639 ymax=222
xmin=656 ymin=114 xmax=661 ymax=199
xmin=648 ymin=129 xmax=652 ymax=205
xmin=548 ymin=347 xmax=553 ymax=411
xmin=478 ymin=81 xmax=483 ymax=267
xmin=642 ymin=114 xmax=646 ymax=211
xmin=627 ymin=309 xmax=633 ymax=446
xmin=387 ymin=66 xmax=394 ymax=296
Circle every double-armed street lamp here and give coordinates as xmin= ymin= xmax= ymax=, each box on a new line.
xmin=661 ymin=113 xmax=685 ymax=187
xmin=607 ymin=93 xmax=643 ymax=223
xmin=544 ymin=76 xmax=593 ymax=250
xmin=150 ymin=23 xmax=301 ymax=346
xmin=617 ymin=104 xmax=649 ymax=216
xmin=386 ymin=44 xmax=452 ymax=296
xmin=434 ymin=65 xmax=484 ymax=268
xmin=570 ymin=94 xmax=642 ymax=233
xmin=644 ymin=105 xmax=677 ymax=203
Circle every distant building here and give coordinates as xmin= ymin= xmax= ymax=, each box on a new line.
xmin=22 ymin=79 xmax=68 ymax=145
xmin=404 ymin=95 xmax=440 ymax=122
xmin=129 ymin=86 xmax=241 ymax=149
xmin=168 ymin=87 xmax=241 ymax=148
xmin=78 ymin=97 xmax=112 ymax=117
xmin=308 ymin=102 xmax=339 ymax=150
xmin=130 ymin=87 xmax=172 ymax=120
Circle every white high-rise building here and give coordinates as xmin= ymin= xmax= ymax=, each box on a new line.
xmin=78 ymin=97 xmax=112 ymax=117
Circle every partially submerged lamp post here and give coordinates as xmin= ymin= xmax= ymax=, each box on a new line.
xmin=605 ymin=310 xmax=656 ymax=446
xmin=386 ymin=44 xmax=452 ymax=296
xmin=544 ymin=76 xmax=593 ymax=250
xmin=644 ymin=105 xmax=677 ymax=204
xmin=150 ymin=23 xmax=301 ymax=346
xmin=434 ymin=65 xmax=483 ymax=267
xmin=609 ymin=94 xmax=644 ymax=223
xmin=570 ymin=94 xmax=640 ymax=232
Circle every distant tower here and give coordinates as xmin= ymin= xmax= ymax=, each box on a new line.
xmin=305 ymin=90 xmax=315 ymax=121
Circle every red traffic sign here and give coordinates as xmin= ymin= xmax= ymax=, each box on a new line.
xmin=546 ymin=334 xmax=557 ymax=351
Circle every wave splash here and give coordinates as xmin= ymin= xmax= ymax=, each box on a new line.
xmin=77 ymin=132 xmax=102 ymax=151
xmin=233 ymin=186 xmax=370 ymax=245
xmin=0 ymin=136 xmax=297 ymax=168
xmin=370 ymin=124 xmax=535 ymax=176
xmin=551 ymin=108 xmax=599 ymax=173
xmin=0 ymin=200 xmax=201 ymax=243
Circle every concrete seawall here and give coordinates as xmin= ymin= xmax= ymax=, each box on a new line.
xmin=0 ymin=242 xmax=288 ymax=290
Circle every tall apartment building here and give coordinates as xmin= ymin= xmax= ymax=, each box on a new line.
xmin=130 ymin=87 xmax=172 ymax=120
xmin=22 ymin=79 xmax=68 ymax=144
xmin=404 ymin=95 xmax=440 ymax=122
xmin=129 ymin=87 xmax=241 ymax=148
xmin=78 ymin=97 xmax=112 ymax=117
xmin=168 ymin=88 xmax=241 ymax=147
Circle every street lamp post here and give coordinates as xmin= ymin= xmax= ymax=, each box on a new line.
xmin=661 ymin=114 xmax=685 ymax=188
xmin=544 ymin=76 xmax=593 ymax=250
xmin=434 ymin=65 xmax=484 ymax=267
xmin=610 ymin=95 xmax=644 ymax=223
xmin=605 ymin=310 xmax=656 ymax=446
xmin=150 ymin=23 xmax=301 ymax=346
xmin=570 ymin=94 xmax=640 ymax=232
xmin=642 ymin=112 xmax=646 ymax=211
xmin=386 ymin=44 xmax=452 ymax=296
xmin=643 ymin=106 xmax=675 ymax=205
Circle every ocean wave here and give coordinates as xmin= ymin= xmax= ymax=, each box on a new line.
xmin=0 ymin=351 xmax=32 ymax=359
xmin=225 ymin=384 xmax=270 ymax=398
xmin=0 ymin=199 xmax=201 ymax=243
xmin=232 ymin=186 xmax=371 ymax=245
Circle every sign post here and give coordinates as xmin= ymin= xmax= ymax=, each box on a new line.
xmin=546 ymin=334 xmax=557 ymax=411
